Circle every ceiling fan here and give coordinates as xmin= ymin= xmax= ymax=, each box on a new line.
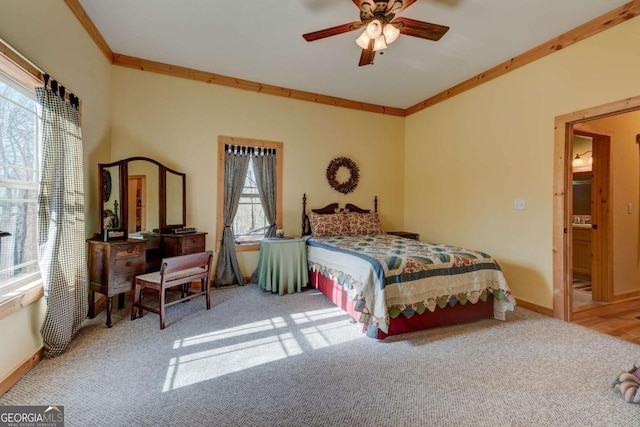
xmin=302 ymin=0 xmax=450 ymax=66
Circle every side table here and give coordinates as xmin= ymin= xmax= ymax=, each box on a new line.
xmin=257 ymin=237 xmax=308 ymax=295
xmin=387 ymin=231 xmax=419 ymax=240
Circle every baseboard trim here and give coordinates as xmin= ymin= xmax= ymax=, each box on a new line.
xmin=0 ymin=346 xmax=44 ymax=396
xmin=515 ymin=298 xmax=554 ymax=317
xmin=611 ymin=291 xmax=640 ymax=303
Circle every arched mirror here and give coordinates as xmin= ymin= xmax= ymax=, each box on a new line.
xmin=98 ymin=157 xmax=186 ymax=238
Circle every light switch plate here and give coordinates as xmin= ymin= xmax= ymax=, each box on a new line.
xmin=514 ymin=199 xmax=526 ymax=210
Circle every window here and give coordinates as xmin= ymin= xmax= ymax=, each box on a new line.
xmin=217 ymin=136 xmax=283 ymax=252
xmin=0 ymin=72 xmax=40 ymax=290
xmin=233 ymin=161 xmax=268 ymax=244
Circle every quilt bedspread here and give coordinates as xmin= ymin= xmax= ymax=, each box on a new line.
xmin=306 ymin=234 xmax=515 ymax=334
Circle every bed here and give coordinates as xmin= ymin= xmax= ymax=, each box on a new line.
xmin=302 ymin=195 xmax=515 ymax=339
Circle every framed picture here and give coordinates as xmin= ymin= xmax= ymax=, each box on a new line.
xmin=103 ymin=228 xmax=127 ymax=242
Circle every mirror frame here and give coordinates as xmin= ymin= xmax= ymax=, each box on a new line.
xmin=98 ymin=160 xmax=126 ymax=234
xmin=98 ymin=156 xmax=186 ymax=236
xmin=163 ymin=165 xmax=186 ymax=231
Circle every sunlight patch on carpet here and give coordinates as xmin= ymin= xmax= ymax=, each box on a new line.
xmin=162 ymin=308 xmax=360 ymax=391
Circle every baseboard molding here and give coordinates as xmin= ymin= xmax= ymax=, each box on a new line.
xmin=611 ymin=291 xmax=640 ymax=303
xmin=515 ymin=298 xmax=554 ymax=317
xmin=0 ymin=346 xmax=44 ymax=396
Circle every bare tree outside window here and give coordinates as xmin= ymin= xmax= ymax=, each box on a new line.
xmin=0 ymin=75 xmax=40 ymax=287
xmin=233 ymin=161 xmax=268 ymax=244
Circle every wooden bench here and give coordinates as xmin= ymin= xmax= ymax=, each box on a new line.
xmin=130 ymin=250 xmax=214 ymax=329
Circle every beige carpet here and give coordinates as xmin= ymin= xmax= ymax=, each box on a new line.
xmin=2 ymin=285 xmax=640 ymax=426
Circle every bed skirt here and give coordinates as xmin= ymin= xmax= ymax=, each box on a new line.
xmin=309 ymin=269 xmax=495 ymax=339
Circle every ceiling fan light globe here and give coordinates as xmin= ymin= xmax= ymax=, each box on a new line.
xmin=356 ymin=32 xmax=371 ymax=49
xmin=383 ymin=23 xmax=400 ymax=44
xmin=373 ymin=35 xmax=387 ymax=51
xmin=365 ymin=19 xmax=383 ymax=39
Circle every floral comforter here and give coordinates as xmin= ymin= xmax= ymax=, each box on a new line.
xmin=306 ymin=234 xmax=515 ymax=335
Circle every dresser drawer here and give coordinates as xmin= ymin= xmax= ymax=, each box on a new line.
xmin=112 ymin=268 xmax=144 ymax=294
xmin=113 ymin=243 xmax=144 ymax=259
xmin=161 ymin=232 xmax=207 ymax=257
xmin=114 ymin=256 xmax=145 ymax=273
xmin=183 ymin=235 xmax=205 ymax=252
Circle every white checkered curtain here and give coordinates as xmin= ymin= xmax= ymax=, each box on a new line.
xmin=35 ymin=85 xmax=88 ymax=358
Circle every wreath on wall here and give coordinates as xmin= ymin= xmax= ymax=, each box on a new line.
xmin=326 ymin=156 xmax=359 ymax=194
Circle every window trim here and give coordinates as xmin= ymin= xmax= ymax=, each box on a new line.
xmin=0 ymin=40 xmax=45 ymax=316
xmin=216 ymin=136 xmax=283 ymax=252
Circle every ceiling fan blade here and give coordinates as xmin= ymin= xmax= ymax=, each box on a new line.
xmin=358 ymin=39 xmax=375 ymax=66
xmin=394 ymin=17 xmax=449 ymax=41
xmin=353 ymin=0 xmax=375 ymax=12
xmin=392 ymin=0 xmax=417 ymax=14
xmin=303 ymin=21 xmax=363 ymax=42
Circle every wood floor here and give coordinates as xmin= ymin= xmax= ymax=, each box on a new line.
xmin=572 ymin=294 xmax=640 ymax=345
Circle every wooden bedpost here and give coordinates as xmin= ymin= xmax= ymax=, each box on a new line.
xmin=374 ymin=196 xmax=378 ymax=213
xmin=302 ymin=193 xmax=307 ymax=236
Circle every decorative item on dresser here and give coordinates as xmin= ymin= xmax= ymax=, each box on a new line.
xmin=89 ymin=156 xmax=208 ymax=327
xmin=301 ymin=193 xmax=515 ymax=339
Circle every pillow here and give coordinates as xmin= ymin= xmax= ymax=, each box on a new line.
xmin=347 ymin=212 xmax=383 ymax=235
xmin=309 ymin=212 xmax=349 ymax=236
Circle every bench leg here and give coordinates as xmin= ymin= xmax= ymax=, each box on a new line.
xmin=131 ymin=282 xmax=142 ymax=320
xmin=205 ymin=278 xmax=211 ymax=310
xmin=159 ymin=285 xmax=166 ymax=329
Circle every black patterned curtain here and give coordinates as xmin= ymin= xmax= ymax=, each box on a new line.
xmin=252 ymin=148 xmax=277 ymax=238
xmin=36 ymin=79 xmax=87 ymax=358
xmin=215 ymin=146 xmax=250 ymax=286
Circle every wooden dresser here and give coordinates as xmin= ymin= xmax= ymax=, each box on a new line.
xmin=87 ymin=239 xmax=146 ymax=327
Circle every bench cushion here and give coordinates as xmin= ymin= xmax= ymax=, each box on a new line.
xmin=136 ymin=267 xmax=206 ymax=284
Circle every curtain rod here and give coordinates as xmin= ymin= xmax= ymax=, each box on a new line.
xmin=0 ymin=36 xmax=45 ymax=75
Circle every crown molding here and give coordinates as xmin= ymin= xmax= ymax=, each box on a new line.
xmin=405 ymin=0 xmax=640 ymax=115
xmin=111 ymin=53 xmax=406 ymax=116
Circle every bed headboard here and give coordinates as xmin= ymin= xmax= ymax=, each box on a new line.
xmin=301 ymin=193 xmax=377 ymax=236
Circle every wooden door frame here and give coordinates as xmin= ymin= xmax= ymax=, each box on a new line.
xmin=553 ymin=95 xmax=640 ymax=321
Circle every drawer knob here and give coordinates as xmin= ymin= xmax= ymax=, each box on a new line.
xmin=126 ymin=261 xmax=131 ymax=267
xmin=126 ymin=248 xmax=133 ymax=253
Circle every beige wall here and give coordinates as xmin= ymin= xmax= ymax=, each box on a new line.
xmin=0 ymin=0 xmax=112 ymax=382
xmin=404 ymin=16 xmax=640 ymax=309
xmin=577 ymin=111 xmax=640 ymax=296
xmin=109 ymin=67 xmax=405 ymax=274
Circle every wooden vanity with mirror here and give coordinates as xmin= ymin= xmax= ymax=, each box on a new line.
xmin=87 ymin=156 xmax=207 ymax=327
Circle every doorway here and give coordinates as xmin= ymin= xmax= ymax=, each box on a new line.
xmin=553 ymin=94 xmax=640 ymax=322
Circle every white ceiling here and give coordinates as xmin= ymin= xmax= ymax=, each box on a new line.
xmin=78 ymin=0 xmax=630 ymax=109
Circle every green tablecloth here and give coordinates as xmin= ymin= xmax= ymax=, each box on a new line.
xmin=257 ymin=237 xmax=308 ymax=295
